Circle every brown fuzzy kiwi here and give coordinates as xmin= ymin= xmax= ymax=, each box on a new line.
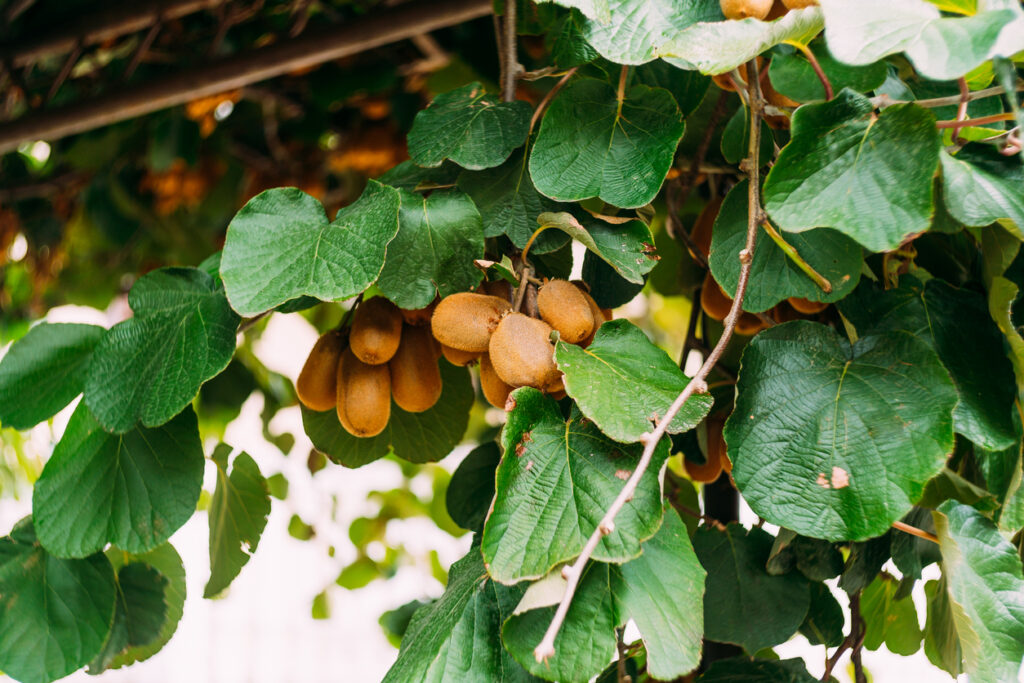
xmin=700 ymin=272 xmax=733 ymax=322
xmin=479 ymin=352 xmax=513 ymax=409
xmin=711 ymin=418 xmax=733 ymax=474
xmin=335 ymin=347 xmax=356 ymax=435
xmin=771 ymin=301 xmax=802 ymax=323
xmin=389 ymin=325 xmax=442 ymax=413
xmin=537 ymin=279 xmax=595 ymax=344
xmin=296 ymin=330 xmax=344 ymax=411
xmin=782 ymin=0 xmax=816 ymax=8
xmin=441 ymin=343 xmax=481 ymax=366
xmin=400 ymin=299 xmax=437 ymax=327
xmin=350 ymin=297 xmax=403 ymax=365
xmin=685 ymin=418 xmax=728 ymax=482
xmin=787 ymin=296 xmax=829 ymax=315
xmin=431 ymin=292 xmax=512 ymax=352
xmin=711 ymin=72 xmax=738 ymax=92
xmin=765 ymin=0 xmax=788 ymax=19
xmin=544 ymin=374 xmax=567 ymax=400
xmin=339 ymin=347 xmax=391 ymax=437
xmin=720 ymin=0 xmax=773 ymax=19
xmin=689 ymin=196 xmax=724 ymax=263
xmin=488 ymin=312 xmax=560 ymax=389
xmin=761 ymin=70 xmax=800 ymax=109
xmin=481 ymin=279 xmax=513 ymax=303
xmin=735 ymin=312 xmax=767 ymax=336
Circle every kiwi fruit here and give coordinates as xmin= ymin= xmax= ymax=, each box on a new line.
xmin=735 ymin=313 xmax=767 ymax=336
xmin=787 ymin=296 xmax=829 ymax=315
xmin=782 ymin=0 xmax=817 ymax=8
xmin=700 ymin=272 xmax=733 ymax=322
xmin=771 ymin=301 xmax=802 ymax=323
xmin=350 ymin=297 xmax=403 ymax=365
xmin=488 ymin=312 xmax=560 ymax=389
xmin=711 ymin=72 xmax=738 ymax=92
xmin=479 ymin=352 xmax=513 ymax=409
xmin=338 ymin=347 xmax=391 ymax=437
xmin=481 ymin=278 xmax=513 ymax=302
xmin=431 ymin=292 xmax=512 ymax=352
xmin=720 ymin=0 xmax=773 ymax=20
xmin=389 ymin=325 xmax=443 ymax=413
xmin=400 ymin=299 xmax=437 ymax=327
xmin=440 ymin=343 xmax=481 ymax=366
xmin=335 ymin=348 xmax=356 ymax=434
xmin=765 ymin=0 xmax=788 ymax=19
xmin=686 ymin=419 xmax=728 ymax=482
xmin=296 ymin=330 xmax=344 ymax=411
xmin=689 ymin=196 xmax=724 ymax=262
xmin=537 ymin=279 xmax=594 ymax=344
xmin=570 ymin=282 xmax=606 ymax=347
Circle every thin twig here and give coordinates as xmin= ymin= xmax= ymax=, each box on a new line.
xmin=674 ymin=89 xmax=730 ymax=210
xmin=891 ymin=520 xmax=939 ymax=544
xmin=123 ymin=20 xmax=162 ymax=81
xmin=532 ymin=57 xmax=767 ymax=664
xmin=821 ymin=634 xmax=852 ymax=681
xmin=936 ymin=111 xmax=1016 ymax=129
xmin=501 ymin=0 xmax=518 ymax=102
xmin=46 ymin=42 xmax=81 ymax=103
xmin=529 ymin=67 xmax=576 ymax=132
xmin=796 ymin=44 xmax=832 ymax=101
xmin=850 ymin=592 xmax=867 ymax=683
xmin=615 ymin=628 xmax=631 ymax=683
xmin=951 ymin=77 xmax=970 ymax=145
xmin=237 ymin=310 xmax=271 ymax=334
xmin=872 ymin=82 xmax=1024 ymax=109
xmin=761 ymin=220 xmax=832 ymax=293
xmin=513 ymin=263 xmax=533 ymax=313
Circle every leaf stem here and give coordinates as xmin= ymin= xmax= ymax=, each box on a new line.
xmin=615 ymin=65 xmax=628 ymax=119
xmin=761 ymin=219 xmax=833 ymax=293
xmin=529 ymin=66 xmax=577 ymax=134
xmin=935 ymin=111 xmax=1016 ymax=129
xmin=237 ymin=310 xmax=271 ymax=334
xmin=532 ymin=57 xmax=767 ymax=665
xmin=872 ymin=82 xmax=1024 ymax=110
xmin=796 ymin=44 xmax=832 ymax=100
xmin=891 ymin=519 xmax=939 ymax=544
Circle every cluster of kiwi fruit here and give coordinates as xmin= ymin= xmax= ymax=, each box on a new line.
xmin=295 ymin=297 xmax=442 ymax=438
xmin=431 ymin=279 xmax=611 ymax=410
xmin=719 ymin=0 xmax=816 ymax=21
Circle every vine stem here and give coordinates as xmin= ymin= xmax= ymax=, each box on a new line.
xmin=529 ymin=66 xmax=577 ymax=133
xmin=935 ymin=111 xmax=1016 ymax=129
xmin=951 ymin=77 xmax=970 ymax=145
xmin=891 ymin=520 xmax=939 ymax=544
xmin=795 ymin=44 xmax=832 ymax=100
xmin=615 ymin=65 xmax=628 ymax=118
xmin=761 ymin=219 xmax=832 ymax=293
xmin=501 ymin=0 xmax=518 ymax=102
xmin=872 ymin=82 xmax=1024 ymax=109
xmin=532 ymin=57 xmax=767 ymax=664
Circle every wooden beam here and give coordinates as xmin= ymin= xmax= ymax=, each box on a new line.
xmin=0 ymin=0 xmax=491 ymax=154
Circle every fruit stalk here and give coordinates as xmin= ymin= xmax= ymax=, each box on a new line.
xmin=533 ymin=57 xmax=769 ymax=664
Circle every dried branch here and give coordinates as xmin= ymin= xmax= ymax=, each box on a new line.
xmin=532 ymin=57 xmax=767 ymax=664
xmin=501 ymin=0 xmax=518 ymax=102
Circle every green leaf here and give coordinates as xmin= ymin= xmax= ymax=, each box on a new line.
xmin=719 ymin=106 xmax=774 ymax=166
xmin=920 ymin=467 xmax=1000 ymax=511
xmin=375 ymin=189 xmax=485 ymax=309
xmin=406 ymin=83 xmax=532 ymax=170
xmin=457 ymin=149 xmax=570 ymax=254
xmin=483 ymin=389 xmax=669 ymax=583
xmin=377 ymin=160 xmax=462 ymax=191
xmin=0 ymin=322 xmax=104 ymax=430
xmin=536 ymin=211 xmax=658 ymax=284
xmin=536 ymin=0 xmax=611 ymax=23
xmin=87 ymin=563 xmax=168 ymax=674
xmin=861 ymin=574 xmax=923 ymax=656
xmin=575 ymin=0 xmax=722 ymax=65
xmin=554 ymin=319 xmax=713 ymax=443
xmin=766 ymin=529 xmax=844 ymax=582
xmin=838 ymin=534 xmax=892 ymax=595
xmin=941 ymin=145 xmax=1024 ymax=236
xmin=33 ymin=404 xmax=204 ymax=558
xmin=382 ymin=548 xmax=536 ymax=682
xmin=0 ymin=519 xmax=116 ymax=683
xmin=581 ymin=250 xmax=645 ymax=308
xmin=106 ymin=543 xmax=186 ymax=669
xmin=632 ymin=60 xmax=709 ymax=116
xmin=696 ymin=657 xmax=818 ymax=682
xmin=924 ymin=576 xmax=964 ymax=677
xmin=530 ymin=79 xmax=684 ymax=209
xmin=768 ymin=42 xmax=887 ymax=103
xmin=838 ymin=277 xmax=1017 ymax=450
xmin=989 ymin=276 xmax=1024 ymax=402
xmin=205 ymin=448 xmax=271 ymax=598
xmin=301 ymin=361 xmax=473 ymax=467
xmin=220 ymin=181 xmax=401 ymax=316
xmin=891 ymin=507 xmax=941 ymax=580
xmin=934 ymin=500 xmax=1024 ymax=683
xmin=83 ymin=267 xmax=239 ymax=433
xmin=709 ymin=180 xmax=862 ymax=313
xmin=799 ymin=582 xmax=844 ymax=647
xmin=820 ymin=0 xmax=1024 ymax=81
xmin=550 ymin=11 xmax=600 ymax=69
xmin=446 ymin=442 xmax=501 ymax=532
xmin=763 ymin=90 xmax=941 ymax=253
xmin=726 ymin=321 xmax=957 ymax=541
xmin=664 ymin=7 xmax=824 ymax=75
xmin=693 ymin=524 xmax=810 ymax=653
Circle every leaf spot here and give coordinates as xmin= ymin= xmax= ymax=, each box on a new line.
xmin=615 ymin=469 xmax=631 ymax=480
xmin=830 ymin=467 xmax=850 ymax=489
xmin=816 ymin=473 xmax=831 ymax=489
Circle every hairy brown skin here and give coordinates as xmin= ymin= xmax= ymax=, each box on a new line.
xmin=685 ymin=419 xmax=727 ymax=482
xmin=479 ymin=352 xmax=513 ymax=409
xmin=440 ymin=343 xmax=481 ymax=366
xmin=787 ymin=296 xmax=828 ymax=315
xmin=782 ymin=0 xmax=817 ymax=8
xmin=537 ymin=279 xmax=594 ymax=344
xmin=431 ymin=292 xmax=512 ymax=352
xmin=337 ymin=347 xmax=391 ymax=437
xmin=296 ymin=330 xmax=344 ymax=411
xmin=688 ymin=196 xmax=723 ymax=262
xmin=700 ymin=271 xmax=733 ymax=321
xmin=389 ymin=325 xmax=443 ymax=413
xmin=400 ymin=299 xmax=437 ymax=327
xmin=350 ymin=297 xmax=403 ymax=365
xmin=488 ymin=312 xmax=560 ymax=389
xmin=480 ymin=278 xmax=513 ymax=302
xmin=720 ymin=0 xmax=773 ymax=20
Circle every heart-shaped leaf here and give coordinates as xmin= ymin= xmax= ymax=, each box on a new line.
xmin=940 ymin=144 xmax=1024 ymax=235
xmin=535 ymin=211 xmax=658 ymax=284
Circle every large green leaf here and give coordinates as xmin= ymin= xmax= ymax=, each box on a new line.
xmin=83 ymin=267 xmax=239 ymax=433
xmin=535 ymin=211 xmax=658 ymax=284
xmin=457 ymin=149 xmax=570 ymax=254
xmin=838 ymin=277 xmax=1017 ymax=450
xmin=0 ymin=322 xmax=104 ymax=430
xmin=769 ymin=42 xmax=887 ymax=103
xmin=0 ymin=519 xmax=115 ymax=683
xmin=762 ymin=90 xmax=940 ymax=253
xmin=530 ymin=79 xmax=684 ymax=209
xmin=696 ymin=657 xmax=818 ymax=682
xmin=799 ymin=582 xmax=844 ymax=647
xmin=924 ymin=576 xmax=964 ymax=677
xmin=664 ymin=7 xmax=823 ymax=75
xmin=301 ymin=360 xmax=472 ymax=467
xmin=989 ymin=276 xmax=1024 ymax=401
xmin=446 ymin=442 xmax=501 ymax=532
xmin=375 ymin=189 xmax=485 ymax=310
xmin=33 ymin=404 xmax=204 ymax=558
xmin=502 ymin=510 xmax=705 ymax=682
xmin=483 ymin=389 xmax=669 ymax=583
xmin=220 ymin=181 xmax=401 ymax=316
xmin=554 ymin=319 xmax=713 ymax=443
xmin=406 ymin=83 xmax=531 ymax=170
xmin=726 ymin=321 xmax=957 ymax=541
xmin=693 ymin=524 xmax=810 ymax=653
xmin=709 ymin=180 xmax=862 ymax=313
xmin=204 ymin=446 xmax=271 ymax=598
xmin=820 ymin=0 xmax=1024 ymax=81
xmin=941 ymin=145 xmax=1024 ymax=235
xmin=536 ymin=0 xmax=610 ymax=22
xmin=382 ymin=548 xmax=536 ymax=683
xmin=106 ymin=543 xmax=186 ymax=669
xmin=861 ymin=574 xmax=923 ymax=655
xmin=934 ymin=500 xmax=1024 ymax=683
xmin=87 ymin=562 xmax=168 ymax=674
